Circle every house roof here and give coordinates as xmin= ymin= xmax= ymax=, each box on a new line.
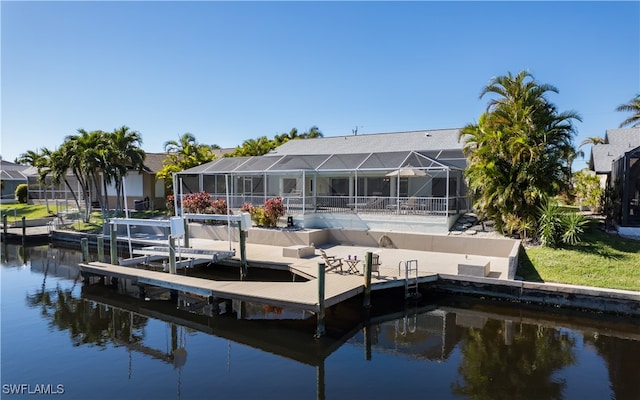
xmin=269 ymin=129 xmax=463 ymax=155
xmin=589 ymin=128 xmax=640 ymax=173
xmin=179 ymin=129 xmax=467 ymax=175
xmin=143 ymin=153 xmax=167 ymax=173
xmin=0 ymin=160 xmax=29 ymax=180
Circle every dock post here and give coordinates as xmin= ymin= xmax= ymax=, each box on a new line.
xmin=364 ymin=252 xmax=372 ymax=309
xmin=238 ymin=220 xmax=248 ymax=278
xmin=81 ymin=238 xmax=89 ymax=263
xmin=315 ymin=262 xmax=326 ymax=338
xmin=169 ymin=236 xmax=176 ymax=274
xmin=21 ymin=216 xmax=26 ymax=237
xmin=110 ymin=222 xmax=118 ymax=265
xmin=97 ymin=236 xmax=104 ymax=263
xmin=183 ymin=219 xmax=190 ymax=248
xmin=3 ymin=214 xmax=7 ymax=236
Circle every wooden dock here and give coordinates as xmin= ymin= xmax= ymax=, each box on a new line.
xmin=79 ymin=261 xmax=368 ymax=313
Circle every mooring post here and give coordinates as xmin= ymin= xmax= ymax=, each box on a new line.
xmin=238 ymin=220 xmax=248 ymax=278
xmin=110 ymin=222 xmax=118 ymax=265
xmin=3 ymin=214 xmax=7 ymax=236
xmin=364 ymin=252 xmax=372 ymax=309
xmin=21 ymin=216 xmax=26 ymax=237
xmin=97 ymin=235 xmax=104 ymax=263
xmin=315 ymin=262 xmax=326 ymax=338
xmin=169 ymin=236 xmax=176 ymax=274
xmin=183 ymin=219 xmax=190 ymax=248
xmin=81 ymin=238 xmax=89 ymax=263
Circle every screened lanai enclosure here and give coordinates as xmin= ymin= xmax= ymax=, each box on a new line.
xmin=174 ymin=148 xmax=470 ymax=233
xmin=611 ymin=145 xmax=640 ymax=227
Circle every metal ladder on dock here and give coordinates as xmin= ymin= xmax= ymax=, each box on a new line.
xmin=398 ymin=259 xmax=421 ymax=300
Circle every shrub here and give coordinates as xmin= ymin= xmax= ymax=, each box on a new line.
xmin=242 ymin=197 xmax=285 ymax=228
xmin=537 ymin=202 xmax=562 ymax=247
xmin=561 ymin=212 xmax=588 ymax=246
xmin=15 ymin=184 xmax=28 ymax=204
xmin=182 ymin=192 xmax=212 ymax=213
xmin=263 ymin=197 xmax=285 ymax=227
xmin=166 ymin=194 xmax=175 ymax=215
xmin=210 ymin=198 xmax=229 ymax=215
xmin=573 ymin=170 xmax=603 ymax=212
xmin=537 ymin=200 xmax=587 ymax=247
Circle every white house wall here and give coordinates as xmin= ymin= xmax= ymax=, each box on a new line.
xmin=106 ymin=174 xmax=143 ymax=197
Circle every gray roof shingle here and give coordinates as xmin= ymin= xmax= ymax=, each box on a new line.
xmin=589 ymin=128 xmax=640 ymax=173
xmin=269 ymin=129 xmax=463 ymax=155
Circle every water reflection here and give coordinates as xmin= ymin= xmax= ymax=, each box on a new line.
xmin=5 ymin=244 xmax=640 ymax=400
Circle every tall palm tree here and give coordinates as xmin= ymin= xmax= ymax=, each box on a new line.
xmin=63 ymin=129 xmax=108 ymax=222
xmin=107 ymin=126 xmax=145 ymax=216
xmin=460 ymin=70 xmax=580 ymax=237
xmin=616 ymin=94 xmax=640 ymax=128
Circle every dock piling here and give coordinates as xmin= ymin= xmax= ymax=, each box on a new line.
xmin=97 ymin=236 xmax=104 ymax=263
xmin=169 ymin=236 xmax=176 ymax=274
xmin=364 ymin=252 xmax=372 ymax=309
xmin=110 ymin=223 xmax=118 ymax=265
xmin=315 ymin=262 xmax=326 ymax=338
xmin=81 ymin=238 xmax=89 ymax=262
xmin=3 ymin=214 xmax=7 ymax=236
xmin=183 ymin=219 xmax=190 ymax=248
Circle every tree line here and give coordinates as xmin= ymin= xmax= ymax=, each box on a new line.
xmin=15 ymin=125 xmax=323 ymax=222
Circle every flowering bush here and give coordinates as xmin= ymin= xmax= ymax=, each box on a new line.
xmin=210 ymin=198 xmax=229 ymax=215
xmin=241 ymin=197 xmax=285 ymax=228
xmin=182 ymin=192 xmax=212 ymax=214
xmin=263 ymin=197 xmax=285 ymax=227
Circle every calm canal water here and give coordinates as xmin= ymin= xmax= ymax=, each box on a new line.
xmin=2 ymin=243 xmax=640 ymax=400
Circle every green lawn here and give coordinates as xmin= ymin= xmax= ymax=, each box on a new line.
xmin=0 ymin=203 xmax=59 ymax=220
xmin=518 ymin=219 xmax=640 ymax=292
xmin=0 ymin=203 xmax=167 ymax=233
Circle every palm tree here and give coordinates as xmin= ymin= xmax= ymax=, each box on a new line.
xmin=157 ymin=133 xmax=215 ymax=194
xmin=15 ymin=149 xmax=51 ymax=212
xmin=63 ymin=129 xmax=108 ymax=222
xmin=233 ymin=136 xmax=275 ymax=156
xmin=579 ymin=136 xmax=605 ymax=147
xmin=106 ymin=126 xmax=146 ymax=216
xmin=302 ymin=126 xmax=323 ymax=139
xmin=460 ymin=70 xmax=581 ymax=236
xmin=616 ymin=94 xmax=640 ymax=128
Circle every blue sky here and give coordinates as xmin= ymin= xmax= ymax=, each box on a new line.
xmin=2 ymin=1 xmax=638 ymax=171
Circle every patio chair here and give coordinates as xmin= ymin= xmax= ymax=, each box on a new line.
xmin=371 ymin=253 xmax=381 ymax=278
xmin=365 ymin=197 xmax=386 ymax=211
xmin=320 ymin=249 xmax=343 ymax=273
xmin=400 ymin=197 xmax=418 ymax=211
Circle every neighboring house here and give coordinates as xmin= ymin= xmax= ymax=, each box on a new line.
xmin=23 ymin=152 xmax=169 ymax=211
xmin=104 ymin=152 xmax=167 ymax=211
xmin=175 ymin=129 xmax=470 ymax=234
xmin=0 ymin=160 xmax=29 ymax=202
xmin=589 ymin=128 xmax=640 ymax=228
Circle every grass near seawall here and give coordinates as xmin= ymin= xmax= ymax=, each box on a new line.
xmin=0 ymin=203 xmax=164 ymax=233
xmin=517 ymin=219 xmax=640 ymax=292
